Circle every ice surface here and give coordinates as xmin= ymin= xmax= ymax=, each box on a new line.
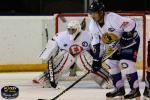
xmin=0 ymin=72 xmax=145 ymax=100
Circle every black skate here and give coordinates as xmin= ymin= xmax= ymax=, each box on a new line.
xmin=106 ymin=87 xmax=125 ymax=100
xmin=143 ymin=87 xmax=150 ymax=100
xmin=124 ymin=88 xmax=141 ymax=100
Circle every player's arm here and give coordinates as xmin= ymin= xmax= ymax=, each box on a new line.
xmin=89 ymin=21 xmax=103 ymax=72
xmin=90 ymin=32 xmax=102 ymax=72
xmin=91 ymin=43 xmax=102 ymax=72
xmin=89 ymin=20 xmax=101 ymax=61
xmin=110 ymin=12 xmax=136 ymax=32
xmin=109 ymin=12 xmax=137 ymax=47
xmin=120 ymin=17 xmax=136 ymax=47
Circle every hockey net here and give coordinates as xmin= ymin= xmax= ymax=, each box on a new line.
xmin=55 ymin=13 xmax=146 ymax=81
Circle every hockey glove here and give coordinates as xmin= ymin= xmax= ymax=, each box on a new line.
xmin=92 ymin=60 xmax=101 ymax=72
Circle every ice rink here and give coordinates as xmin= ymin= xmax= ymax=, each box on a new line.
xmin=0 ymin=72 xmax=145 ymax=100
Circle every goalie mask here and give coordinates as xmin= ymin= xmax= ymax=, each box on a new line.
xmin=67 ymin=20 xmax=81 ymax=41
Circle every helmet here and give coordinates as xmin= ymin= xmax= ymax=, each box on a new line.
xmin=89 ymin=0 xmax=105 ymax=12
xmin=67 ymin=20 xmax=81 ymax=40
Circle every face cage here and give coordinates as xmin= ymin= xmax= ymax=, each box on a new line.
xmin=67 ymin=28 xmax=77 ymax=35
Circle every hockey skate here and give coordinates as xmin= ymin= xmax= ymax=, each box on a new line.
xmin=106 ymin=87 xmax=125 ymax=100
xmin=124 ymin=88 xmax=141 ymax=100
xmin=143 ymin=87 xmax=150 ymax=100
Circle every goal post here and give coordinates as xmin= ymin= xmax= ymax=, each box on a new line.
xmin=55 ymin=12 xmax=146 ymax=81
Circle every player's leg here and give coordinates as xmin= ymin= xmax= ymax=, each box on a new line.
xmin=120 ymin=59 xmax=141 ymax=99
xmin=143 ymin=40 xmax=150 ymax=99
xmin=76 ymin=51 xmax=112 ymax=89
xmin=105 ymin=58 xmax=125 ymax=99
xmin=120 ymin=36 xmax=141 ymax=99
xmin=33 ymin=50 xmax=75 ymax=88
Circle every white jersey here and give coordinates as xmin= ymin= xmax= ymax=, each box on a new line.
xmin=53 ymin=30 xmax=92 ymax=56
xmin=89 ymin=12 xmax=137 ymax=45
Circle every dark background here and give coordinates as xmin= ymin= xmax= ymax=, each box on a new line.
xmin=0 ymin=0 xmax=148 ymax=15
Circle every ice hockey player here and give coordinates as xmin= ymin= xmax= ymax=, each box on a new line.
xmin=32 ymin=20 xmax=111 ymax=89
xmin=88 ymin=0 xmax=141 ymax=99
xmin=143 ymin=36 xmax=150 ymax=99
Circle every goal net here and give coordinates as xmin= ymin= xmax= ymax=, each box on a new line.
xmin=55 ymin=13 xmax=146 ymax=81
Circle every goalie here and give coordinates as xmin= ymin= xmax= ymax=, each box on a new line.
xmin=32 ymin=20 xmax=111 ymax=89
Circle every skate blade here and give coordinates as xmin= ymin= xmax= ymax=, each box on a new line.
xmin=143 ymin=96 xmax=150 ymax=100
xmin=125 ymin=96 xmax=141 ymax=100
xmin=106 ymin=96 xmax=124 ymax=100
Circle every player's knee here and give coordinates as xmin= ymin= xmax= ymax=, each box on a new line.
xmin=119 ymin=59 xmax=136 ymax=74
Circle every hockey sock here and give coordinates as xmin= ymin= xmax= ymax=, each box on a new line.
xmin=111 ymin=72 xmax=124 ymax=88
xmin=126 ymin=72 xmax=139 ymax=89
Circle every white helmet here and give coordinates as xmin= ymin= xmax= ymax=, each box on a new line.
xmin=67 ymin=20 xmax=81 ymax=40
